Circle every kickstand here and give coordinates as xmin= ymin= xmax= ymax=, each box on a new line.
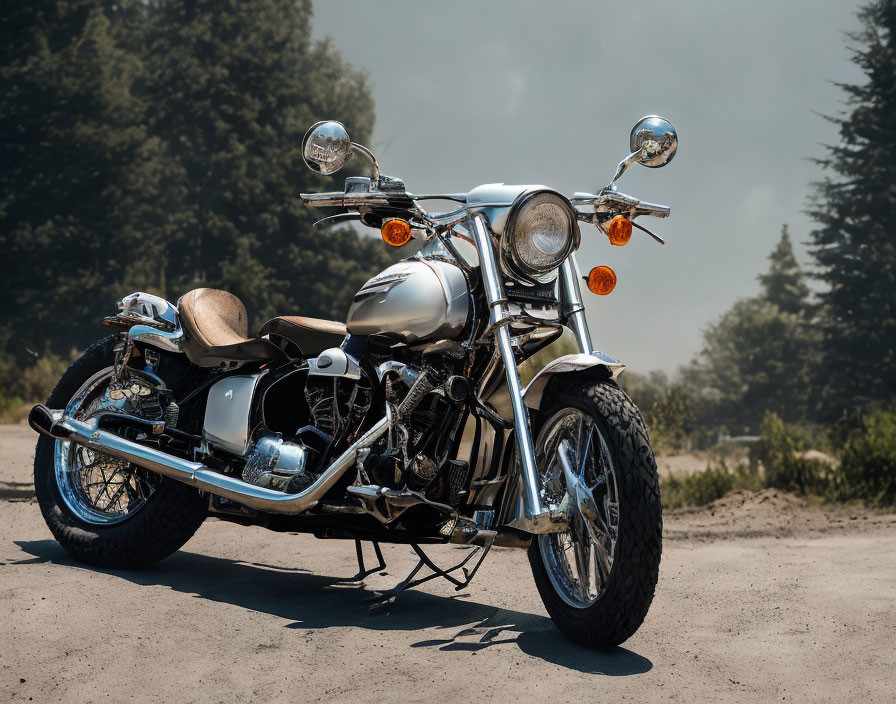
xmin=336 ymin=540 xmax=387 ymax=582
xmin=364 ymin=531 xmax=496 ymax=609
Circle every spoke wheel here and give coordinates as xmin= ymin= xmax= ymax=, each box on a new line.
xmin=537 ymin=408 xmax=619 ymax=609
xmin=527 ymin=377 xmax=662 ymax=648
xmin=54 ymin=367 xmax=159 ymax=526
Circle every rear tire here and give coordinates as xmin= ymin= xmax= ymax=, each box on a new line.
xmin=34 ymin=336 xmax=207 ymax=569
xmin=528 ymin=376 xmax=662 ymax=648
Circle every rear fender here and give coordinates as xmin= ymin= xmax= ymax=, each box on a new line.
xmin=108 ymin=292 xmax=185 ymax=353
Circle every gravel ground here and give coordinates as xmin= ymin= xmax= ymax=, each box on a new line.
xmin=1 ymin=424 xmax=894 ymax=703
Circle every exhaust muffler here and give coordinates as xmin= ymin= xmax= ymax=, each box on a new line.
xmin=29 ymin=404 xmax=388 ymax=515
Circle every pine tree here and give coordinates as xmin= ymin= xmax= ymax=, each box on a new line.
xmin=689 ymin=228 xmax=820 ymax=433
xmin=1 ymin=0 xmax=398 ymax=360
xmin=810 ymin=0 xmax=896 ymax=414
xmin=759 ymin=226 xmax=810 ymax=316
xmin=0 ymin=0 xmax=166 ymax=359
xmin=139 ymin=0 xmax=395 ymax=329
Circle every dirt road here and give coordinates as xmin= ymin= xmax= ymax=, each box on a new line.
xmin=2 ymin=424 xmax=894 ymax=703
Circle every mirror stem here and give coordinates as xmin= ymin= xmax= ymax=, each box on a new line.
xmin=350 ymin=142 xmax=380 ymax=187
xmin=610 ymin=146 xmax=646 ymax=184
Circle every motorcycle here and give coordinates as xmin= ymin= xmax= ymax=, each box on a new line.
xmin=29 ymin=115 xmax=676 ymax=647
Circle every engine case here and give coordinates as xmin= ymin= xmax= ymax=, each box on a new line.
xmin=346 ymin=259 xmax=470 ymax=344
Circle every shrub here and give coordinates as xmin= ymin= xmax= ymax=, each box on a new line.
xmin=661 ymin=462 xmax=761 ymax=509
xmin=648 ymin=385 xmax=695 ymax=454
xmin=751 ymin=412 xmax=831 ymax=494
xmin=0 ymin=352 xmax=71 ymax=422
xmin=831 ymin=404 xmax=896 ymax=505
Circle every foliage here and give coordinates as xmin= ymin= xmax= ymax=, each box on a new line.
xmin=0 ymin=0 xmax=395 ymax=362
xmin=688 ymin=228 xmax=820 ymax=435
xmin=830 ymin=404 xmax=896 ymax=505
xmin=808 ymin=0 xmax=896 ymax=416
xmin=758 ymin=226 xmax=811 ymax=315
xmin=618 ymin=370 xmax=670 ymax=418
xmin=0 ymin=0 xmax=167 ymax=361
xmin=0 ymin=352 xmax=71 ymax=422
xmin=660 ymin=462 xmax=761 ymax=510
xmin=647 ymin=385 xmax=695 ymax=454
xmin=750 ymin=412 xmax=832 ymax=495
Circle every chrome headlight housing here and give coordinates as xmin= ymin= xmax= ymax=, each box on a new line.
xmin=500 ymin=190 xmax=580 ymax=284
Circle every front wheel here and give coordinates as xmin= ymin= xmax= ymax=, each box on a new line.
xmin=528 ymin=376 xmax=662 ymax=648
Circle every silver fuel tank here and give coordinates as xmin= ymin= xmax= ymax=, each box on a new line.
xmin=346 ymin=259 xmax=470 ymax=343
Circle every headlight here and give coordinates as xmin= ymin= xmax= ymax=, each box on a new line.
xmin=501 ymin=191 xmax=579 ymax=284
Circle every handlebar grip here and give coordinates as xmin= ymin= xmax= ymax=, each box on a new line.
xmin=635 ymin=201 xmax=671 ymax=218
xmin=300 ymin=192 xmax=346 ymax=207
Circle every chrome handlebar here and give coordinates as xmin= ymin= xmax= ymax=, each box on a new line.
xmin=300 ymin=183 xmax=671 ymax=245
xmin=302 ymin=187 xmax=670 ymax=220
xmin=570 ymin=188 xmax=670 ymax=219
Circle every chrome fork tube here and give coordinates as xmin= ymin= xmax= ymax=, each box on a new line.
xmin=559 ymin=254 xmax=594 ymax=354
xmin=468 ymin=214 xmax=550 ymax=526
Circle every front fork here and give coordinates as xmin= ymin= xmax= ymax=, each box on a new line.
xmin=468 ymin=214 xmax=593 ymax=533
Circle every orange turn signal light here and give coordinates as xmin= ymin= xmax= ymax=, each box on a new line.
xmin=381 ymin=218 xmax=413 ymax=247
xmin=586 ymin=266 xmax=617 ymax=295
xmin=606 ymin=216 xmax=632 ymax=246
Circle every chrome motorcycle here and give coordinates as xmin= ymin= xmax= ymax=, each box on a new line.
xmin=29 ymin=116 xmax=676 ymax=647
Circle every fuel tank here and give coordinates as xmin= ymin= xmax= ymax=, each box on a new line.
xmin=346 ymin=259 xmax=470 ymax=343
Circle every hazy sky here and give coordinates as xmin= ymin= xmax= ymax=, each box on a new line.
xmin=312 ymin=0 xmax=865 ymax=373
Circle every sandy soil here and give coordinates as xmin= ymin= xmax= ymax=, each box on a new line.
xmin=1 ymin=424 xmax=894 ymax=703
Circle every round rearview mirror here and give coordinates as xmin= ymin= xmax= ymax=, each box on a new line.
xmin=302 ymin=120 xmax=352 ymax=175
xmin=630 ymin=116 xmax=678 ymax=168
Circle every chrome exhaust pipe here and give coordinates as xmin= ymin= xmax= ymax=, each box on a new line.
xmin=31 ymin=404 xmax=389 ymax=515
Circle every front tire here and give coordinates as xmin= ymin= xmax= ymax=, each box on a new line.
xmin=528 ymin=376 xmax=662 ymax=648
xmin=34 ymin=336 xmax=207 ymax=569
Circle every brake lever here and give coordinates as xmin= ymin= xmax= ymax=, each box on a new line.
xmin=313 ymin=213 xmax=362 ymax=228
xmin=631 ymin=219 xmax=665 ymax=245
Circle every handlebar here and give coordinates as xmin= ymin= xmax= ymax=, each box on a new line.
xmin=300 ymin=184 xmax=671 ymax=237
xmin=571 ymin=189 xmax=670 ymax=219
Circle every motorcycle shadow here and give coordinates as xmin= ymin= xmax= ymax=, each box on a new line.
xmin=14 ymin=539 xmax=652 ymax=676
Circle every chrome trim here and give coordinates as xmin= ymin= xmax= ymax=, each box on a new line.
xmin=375 ymin=361 xmax=421 ymax=387
xmin=117 ymin=292 xmax=178 ymax=329
xmin=302 ymin=120 xmax=352 ymax=175
xmin=35 ymin=408 xmax=390 ymax=515
xmin=500 ymin=190 xmax=580 ymax=285
xmin=128 ymin=324 xmax=184 ymax=353
xmin=202 ymin=374 xmax=264 ymax=455
xmin=630 ymin=115 xmax=678 ymax=169
xmin=558 ymin=255 xmax=592 ymax=354
xmin=308 ymin=348 xmax=362 ymax=380
xmin=466 ymin=183 xmax=533 ymax=236
xmin=469 ymin=213 xmax=557 ymax=532
xmin=522 ymin=353 xmax=625 ymax=410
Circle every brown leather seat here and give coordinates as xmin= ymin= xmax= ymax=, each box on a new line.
xmin=257 ymin=316 xmax=347 ymax=357
xmin=178 ymin=289 xmax=347 ymax=367
xmin=178 ymin=288 xmax=284 ymax=367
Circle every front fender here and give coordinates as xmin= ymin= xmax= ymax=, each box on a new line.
xmin=522 ymin=350 xmax=625 ymax=410
xmin=482 ymin=327 xmax=625 ymax=419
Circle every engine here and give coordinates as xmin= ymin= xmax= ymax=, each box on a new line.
xmin=232 ymin=342 xmax=470 ymax=511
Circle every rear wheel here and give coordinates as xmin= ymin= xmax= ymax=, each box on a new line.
xmin=34 ymin=336 xmax=207 ymax=568
xmin=528 ymin=376 xmax=662 ymax=648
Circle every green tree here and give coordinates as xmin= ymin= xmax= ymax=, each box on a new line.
xmin=689 ymin=229 xmax=820 ymax=434
xmin=647 ymin=385 xmax=695 ymax=454
xmin=0 ymin=0 xmax=167 ymax=359
xmin=139 ymin=0 xmax=394 ymax=329
xmin=809 ymin=0 xmax=896 ymax=415
xmin=1 ymin=0 xmax=397 ymax=361
xmin=758 ymin=225 xmax=810 ymax=315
